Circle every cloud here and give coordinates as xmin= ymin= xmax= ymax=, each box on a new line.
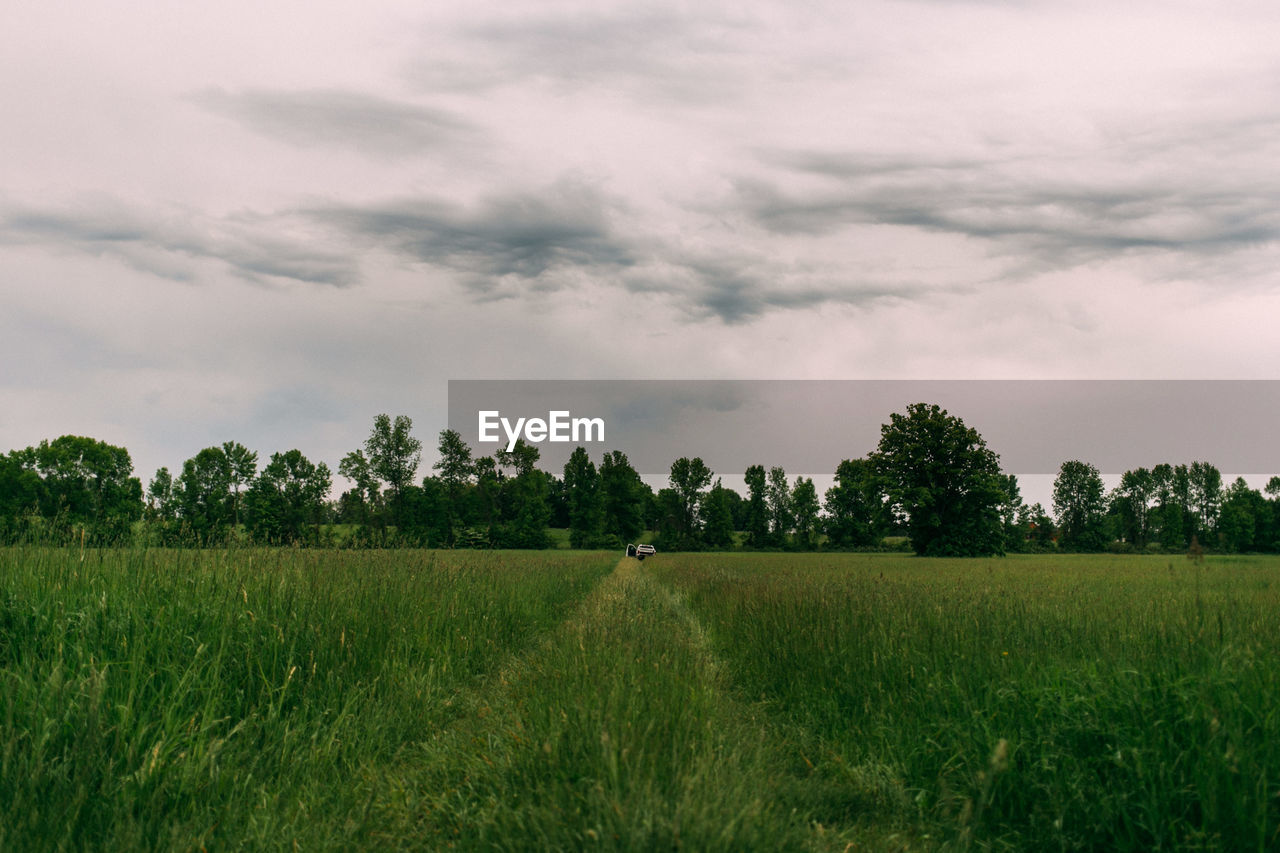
xmin=747 ymin=130 xmax=1280 ymax=277
xmin=190 ymin=88 xmax=482 ymax=158
xmin=304 ymin=179 xmax=635 ymax=291
xmin=408 ymin=4 xmax=765 ymax=103
xmin=0 ymin=199 xmax=358 ymax=287
xmin=304 ymin=176 xmax=938 ymax=323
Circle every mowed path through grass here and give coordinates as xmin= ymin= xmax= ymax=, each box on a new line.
xmin=364 ymin=557 xmax=817 ymax=850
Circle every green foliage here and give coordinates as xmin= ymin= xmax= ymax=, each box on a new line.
xmin=701 ymin=480 xmax=737 ymax=548
xmin=177 ymin=446 xmax=235 ymax=542
xmin=599 ymin=450 xmax=645 ymax=544
xmin=22 ymin=436 xmax=144 ymax=542
xmin=664 ymin=457 xmax=712 ymax=549
xmin=790 ymin=476 xmax=820 ymax=550
xmin=766 ymin=466 xmax=793 ymax=546
xmin=365 ymin=414 xmax=422 ymax=521
xmin=243 ymin=449 xmax=331 ymax=544
xmin=823 ymin=458 xmax=885 ymax=549
xmin=1053 ymin=459 xmax=1108 ymax=550
xmin=871 ymin=402 xmax=1006 ymax=556
xmin=562 ymin=447 xmax=605 ymax=548
xmin=743 ymin=464 xmax=770 ymax=548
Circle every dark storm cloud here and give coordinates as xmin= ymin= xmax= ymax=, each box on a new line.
xmin=749 ymin=138 xmax=1280 ymax=273
xmin=619 ymin=250 xmax=933 ymax=325
xmin=305 ymin=180 xmax=635 ymax=289
xmin=0 ymin=201 xmax=358 ymax=287
xmin=303 ymin=168 xmax=945 ymax=323
xmin=190 ymin=88 xmax=481 ymax=158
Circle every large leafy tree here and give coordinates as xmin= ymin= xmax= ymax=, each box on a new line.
xmin=1053 ymin=460 xmax=1108 ymax=551
xmin=871 ymin=403 xmax=1006 ymax=557
xmin=0 ymin=449 xmax=45 ymax=533
xmin=148 ymin=467 xmax=177 ymax=521
xmin=667 ymin=457 xmax=712 ymax=547
xmin=244 ymin=449 xmax=331 ymax=544
xmin=1218 ymin=477 xmax=1264 ymax=553
xmin=701 ymin=479 xmax=736 ymax=548
xmin=432 ymin=429 xmax=473 ymax=543
xmin=599 ymin=451 xmax=645 ymax=543
xmin=563 ymin=446 xmax=605 ymax=548
xmin=1111 ymin=467 xmax=1154 ymax=547
xmin=790 ymin=476 xmax=820 ymax=550
xmin=222 ymin=441 xmax=258 ymax=530
xmin=766 ymin=466 xmax=793 ymax=546
xmin=1188 ymin=460 xmax=1223 ymax=540
xmin=31 ymin=436 xmax=142 ymax=540
xmin=338 ymin=449 xmax=381 ymax=526
xmin=824 ymin=458 xmax=885 ymax=548
xmin=743 ymin=464 xmax=770 ymax=548
xmin=178 ymin=446 xmax=234 ymax=541
xmin=365 ymin=414 xmax=422 ymax=522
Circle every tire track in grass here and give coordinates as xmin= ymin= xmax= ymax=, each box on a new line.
xmin=358 ymin=558 xmax=815 ymax=850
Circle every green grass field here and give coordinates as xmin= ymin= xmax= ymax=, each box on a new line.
xmin=3 ymin=548 xmax=1278 ymax=850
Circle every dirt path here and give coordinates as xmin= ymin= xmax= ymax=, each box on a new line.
xmin=358 ymin=557 xmax=810 ymax=849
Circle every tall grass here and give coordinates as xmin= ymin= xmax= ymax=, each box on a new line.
xmin=359 ymin=558 xmax=813 ymax=850
xmin=9 ymin=547 xmax=1280 ymax=850
xmin=0 ymin=546 xmax=612 ymax=850
xmin=652 ymin=553 xmax=1280 ymax=849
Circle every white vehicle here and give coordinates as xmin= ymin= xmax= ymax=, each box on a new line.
xmin=625 ymin=543 xmax=657 ymax=560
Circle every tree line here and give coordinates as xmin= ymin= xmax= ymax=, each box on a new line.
xmin=3 ymin=403 xmax=1279 ymax=555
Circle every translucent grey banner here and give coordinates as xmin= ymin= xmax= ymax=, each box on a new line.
xmin=447 ymin=380 xmax=1280 ymax=477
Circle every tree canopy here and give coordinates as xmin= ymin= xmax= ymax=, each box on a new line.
xmin=871 ymin=403 xmax=1007 ymax=557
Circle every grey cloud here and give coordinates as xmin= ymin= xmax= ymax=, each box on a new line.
xmin=620 ymin=247 xmax=935 ymax=325
xmin=747 ymin=138 xmax=1280 ymax=273
xmin=1 ymin=200 xmax=358 ymax=287
xmin=410 ymin=7 xmax=759 ymax=103
xmin=190 ymin=88 xmax=481 ymax=158
xmin=305 ymin=181 xmax=635 ymax=289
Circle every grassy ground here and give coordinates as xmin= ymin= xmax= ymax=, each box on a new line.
xmin=3 ymin=548 xmax=1279 ymax=849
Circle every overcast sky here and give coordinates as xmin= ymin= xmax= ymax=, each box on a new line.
xmin=4 ymin=0 xmax=1280 ymax=495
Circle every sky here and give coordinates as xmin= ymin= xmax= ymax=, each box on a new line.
xmin=3 ymin=0 xmax=1280 ymax=501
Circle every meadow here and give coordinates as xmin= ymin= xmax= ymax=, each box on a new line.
xmin=2 ymin=547 xmax=1278 ymax=850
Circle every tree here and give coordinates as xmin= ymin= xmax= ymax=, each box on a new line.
xmin=996 ymin=473 xmax=1026 ymax=552
xmin=1188 ymin=461 xmax=1223 ymax=540
xmin=338 ymin=449 xmax=381 ymax=526
xmin=600 ymin=451 xmax=645 ymax=543
xmin=177 ymin=446 xmax=234 ymax=542
xmin=743 ymin=464 xmax=770 ymax=548
xmin=222 ymin=441 xmax=258 ymax=530
xmin=32 ymin=435 xmax=143 ymax=540
xmin=791 ymin=476 xmax=820 ymax=550
xmin=563 ymin=447 xmax=605 ymax=548
xmin=1112 ymin=467 xmax=1154 ymax=547
xmin=701 ymin=480 xmax=736 ymax=548
xmin=667 ymin=457 xmax=713 ymax=548
xmin=1218 ymin=477 xmax=1263 ymax=553
xmin=148 ymin=467 xmax=177 ymax=521
xmin=766 ymin=466 xmax=794 ymax=546
xmin=366 ymin=414 xmax=422 ymax=524
xmin=870 ymin=403 xmax=1006 ymax=557
xmin=0 ymin=450 xmax=44 ymax=540
xmin=1052 ymin=460 xmax=1108 ymax=551
xmin=244 ymin=449 xmax=331 ymax=544
xmin=432 ymin=429 xmax=473 ymax=543
xmin=497 ymin=466 xmax=552 ymax=549
xmin=824 ymin=458 xmax=884 ymax=548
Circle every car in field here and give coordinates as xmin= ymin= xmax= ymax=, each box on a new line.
xmin=625 ymin=543 xmax=656 ymax=560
